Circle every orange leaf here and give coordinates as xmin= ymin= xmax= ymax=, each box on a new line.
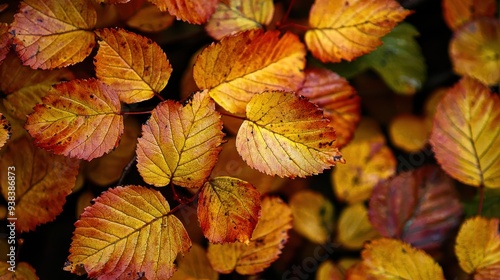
xmin=149 ymin=0 xmax=218 ymax=24
xmin=170 ymin=243 xmax=219 ymax=280
xmin=0 ymin=114 xmax=10 ymax=149
xmin=450 ymin=18 xmax=500 ymax=85
xmin=207 ymin=196 xmax=292 ymax=274
xmin=443 ymin=0 xmax=497 ymax=30
xmin=0 ymin=23 xmax=12 ymax=65
xmin=289 ymin=190 xmax=335 ymax=244
xmin=388 ymin=114 xmax=429 ymax=152
xmin=193 ymin=30 xmax=306 ymax=114
xmin=429 ymin=77 xmax=500 ymax=188
xmin=0 ymin=261 xmax=39 ymax=279
xmin=10 ymin=0 xmax=96 ymax=69
xmin=369 ymin=165 xmax=463 ymax=250
xmin=332 ymin=138 xmax=395 ymax=204
xmin=0 ymin=53 xmax=74 ymax=121
xmin=455 ymin=217 xmax=500 ymax=278
xmin=0 ymin=135 xmax=80 ymax=232
xmin=65 ymin=185 xmax=191 ymax=279
xmin=126 ymin=4 xmax=174 ymax=33
xmin=236 ymin=91 xmax=344 ymax=178
xmin=198 ymin=176 xmax=261 ymax=244
xmin=25 ymin=79 xmax=124 ymax=161
xmin=94 ymin=28 xmax=173 ymax=103
xmin=337 ymin=203 xmax=379 ymax=250
xmin=359 ymin=238 xmax=445 ymax=279
xmin=85 ymin=117 xmax=141 ymax=186
xmin=136 ymin=90 xmax=224 ymax=187
xmin=205 ymin=0 xmax=275 ymax=40
xmin=305 ymin=0 xmax=411 ymax=63
xmin=297 ymin=68 xmax=361 ymax=148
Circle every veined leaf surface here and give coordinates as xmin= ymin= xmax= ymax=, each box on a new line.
xmin=149 ymin=0 xmax=218 ymax=24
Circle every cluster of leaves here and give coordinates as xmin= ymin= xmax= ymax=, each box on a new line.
xmin=0 ymin=0 xmax=498 ymax=279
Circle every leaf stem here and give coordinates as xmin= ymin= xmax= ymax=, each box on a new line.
xmin=477 ymin=184 xmax=485 ymax=216
xmin=117 ymin=155 xmax=136 ymax=186
xmin=155 ymin=93 xmax=165 ymax=102
xmin=120 ymin=110 xmax=152 ymax=115
xmin=280 ymin=0 xmax=296 ymax=26
xmin=219 ymin=111 xmax=246 ymax=121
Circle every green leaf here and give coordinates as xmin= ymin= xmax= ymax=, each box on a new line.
xmin=464 ymin=188 xmax=500 ymax=219
xmin=328 ymin=23 xmax=426 ymax=95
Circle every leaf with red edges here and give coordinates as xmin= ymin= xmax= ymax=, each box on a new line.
xmin=198 ymin=176 xmax=261 ymax=244
xmin=149 ymin=0 xmax=218 ymax=24
xmin=443 ymin=0 xmax=497 ymax=30
xmin=9 ymin=0 xmax=96 ymax=69
xmin=25 ymin=79 xmax=124 ymax=161
xmin=369 ymin=165 xmax=463 ymax=250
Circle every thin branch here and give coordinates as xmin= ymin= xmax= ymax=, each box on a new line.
xmin=477 ymin=184 xmax=485 ymax=216
xmin=117 ymin=156 xmax=136 ymax=186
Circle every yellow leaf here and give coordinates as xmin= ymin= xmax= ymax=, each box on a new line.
xmin=25 ymin=79 xmax=124 ymax=161
xmin=236 ymin=91 xmax=344 ymax=178
xmin=66 ymin=185 xmax=191 ymax=279
xmin=207 ymin=196 xmax=292 ymax=274
xmin=0 ymin=135 xmax=80 ymax=232
xmin=193 ymin=29 xmax=306 ymax=114
xmin=297 ymin=68 xmax=361 ymax=148
xmin=198 ymin=176 xmax=261 ymax=244
xmin=443 ymin=0 xmax=497 ymax=30
xmin=0 ymin=261 xmax=39 ymax=279
xmin=360 ymin=238 xmax=445 ymax=279
xmin=455 ymin=217 xmax=500 ymax=278
xmin=450 ymin=18 xmax=500 ymax=85
xmin=305 ymin=0 xmax=411 ymax=63
xmin=290 ymin=190 xmax=335 ymax=244
xmin=126 ymin=4 xmax=174 ymax=33
xmin=10 ymin=0 xmax=96 ymax=69
xmin=333 ymin=139 xmax=395 ymax=204
xmin=136 ymin=90 xmax=224 ymax=187
xmin=429 ymin=77 xmax=500 ymax=188
xmin=94 ymin=28 xmax=173 ymax=103
xmin=206 ymin=0 xmax=274 ymax=40
xmin=337 ymin=203 xmax=379 ymax=250
xmin=389 ymin=114 xmax=429 ymax=153
xmin=149 ymin=0 xmax=218 ymax=24
xmin=171 ymin=244 xmax=219 ymax=280
xmin=85 ymin=117 xmax=141 ymax=186
xmin=316 ymin=260 xmax=344 ymax=280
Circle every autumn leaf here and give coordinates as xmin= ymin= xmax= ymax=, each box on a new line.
xmin=170 ymin=243 xmax=219 ymax=280
xmin=0 ymin=114 xmax=10 ymax=149
xmin=207 ymin=196 xmax=292 ymax=274
xmin=450 ymin=18 xmax=500 ymax=85
xmin=136 ymin=90 xmax=224 ymax=187
xmin=305 ymin=0 xmax=411 ymax=63
xmin=205 ymin=0 xmax=274 ymax=40
xmin=429 ymin=77 xmax=500 ymax=188
xmin=0 ymin=135 xmax=79 ymax=232
xmin=289 ymin=190 xmax=334 ymax=244
xmin=317 ymin=260 xmax=344 ymax=280
xmin=389 ymin=114 xmax=429 ymax=152
xmin=455 ymin=217 xmax=500 ymax=278
xmin=197 ymin=176 xmax=261 ymax=244
xmin=236 ymin=91 xmax=344 ymax=178
xmin=0 ymin=53 xmax=74 ymax=121
xmin=25 ymin=79 xmax=124 ymax=161
xmin=126 ymin=4 xmax=174 ymax=33
xmin=442 ymin=0 xmax=497 ymax=30
xmin=94 ymin=28 xmax=173 ymax=103
xmin=332 ymin=138 xmax=395 ymax=204
xmin=85 ymin=117 xmax=141 ymax=186
xmin=0 ymin=23 xmax=12 ymax=65
xmin=0 ymin=261 xmax=39 ymax=279
xmin=337 ymin=203 xmax=379 ymax=250
xmin=10 ymin=0 xmax=96 ymax=69
xmin=368 ymin=165 xmax=463 ymax=250
xmin=358 ymin=238 xmax=445 ymax=279
xmin=149 ymin=0 xmax=218 ymax=24
xmin=65 ymin=185 xmax=191 ymax=279
xmin=296 ymin=68 xmax=361 ymax=148
xmin=193 ymin=29 xmax=306 ymax=114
